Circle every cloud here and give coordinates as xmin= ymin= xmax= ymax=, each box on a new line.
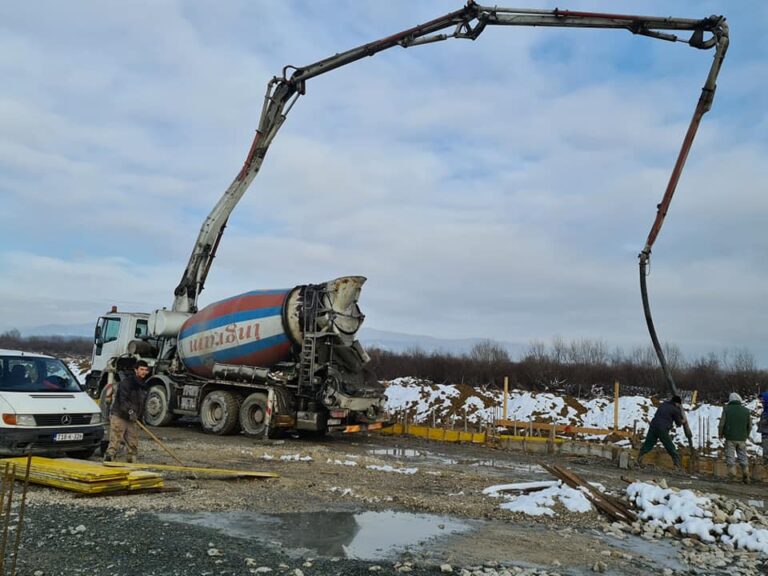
xmin=1 ymin=1 xmax=766 ymax=365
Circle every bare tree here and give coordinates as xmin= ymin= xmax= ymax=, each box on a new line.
xmin=469 ymin=339 xmax=510 ymax=365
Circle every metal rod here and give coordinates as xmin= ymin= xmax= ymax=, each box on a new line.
xmin=0 ymin=464 xmax=17 ymax=573
xmin=0 ymin=462 xmax=9 ymax=525
xmin=10 ymin=456 xmax=32 ymax=576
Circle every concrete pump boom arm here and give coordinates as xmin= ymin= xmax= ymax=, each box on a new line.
xmin=172 ymin=1 xmax=728 ymax=317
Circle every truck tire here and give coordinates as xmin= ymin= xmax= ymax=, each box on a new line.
xmin=144 ymin=384 xmax=173 ymax=427
xmin=200 ymin=390 xmax=241 ymax=435
xmin=240 ymin=393 xmax=269 ymax=437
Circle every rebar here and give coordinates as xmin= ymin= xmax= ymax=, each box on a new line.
xmin=0 ymin=463 xmax=9 ymax=525
xmin=0 ymin=464 xmax=16 ymax=573
xmin=10 ymin=456 xmax=32 ymax=576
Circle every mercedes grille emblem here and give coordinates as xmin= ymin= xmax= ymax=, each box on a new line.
xmin=61 ymin=415 xmax=72 ymax=425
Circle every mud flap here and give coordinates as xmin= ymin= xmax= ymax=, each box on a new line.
xmin=264 ymin=388 xmax=275 ymax=439
xmin=341 ymin=422 xmax=384 ymax=434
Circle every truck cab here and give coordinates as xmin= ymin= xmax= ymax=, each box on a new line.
xmin=85 ymin=308 xmax=150 ymax=396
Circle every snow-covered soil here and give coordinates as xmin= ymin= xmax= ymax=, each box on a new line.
xmin=384 ymin=377 xmax=764 ymax=454
xmin=18 ymin=416 xmax=768 ymax=575
xmin=628 ymin=481 xmax=768 ymax=553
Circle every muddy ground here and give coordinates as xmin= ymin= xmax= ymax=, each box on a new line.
xmin=12 ymin=423 xmax=768 ymax=576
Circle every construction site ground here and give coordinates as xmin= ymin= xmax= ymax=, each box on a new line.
xmin=16 ymin=423 xmax=767 ymax=576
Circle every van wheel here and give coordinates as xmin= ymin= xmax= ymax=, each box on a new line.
xmin=200 ymin=390 xmax=241 ymax=435
xmin=240 ymin=393 xmax=269 ymax=437
xmin=66 ymin=448 xmax=97 ymax=460
xmin=144 ymin=384 xmax=173 ymax=427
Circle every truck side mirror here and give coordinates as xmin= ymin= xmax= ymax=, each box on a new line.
xmin=94 ymin=325 xmax=103 ymax=345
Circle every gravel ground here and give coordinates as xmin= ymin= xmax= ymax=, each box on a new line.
xmin=8 ymin=425 xmax=768 ymax=575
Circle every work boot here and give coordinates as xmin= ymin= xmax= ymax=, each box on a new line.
xmin=727 ymin=465 xmax=738 ymax=481
xmin=636 ymin=453 xmax=645 ymax=468
xmin=742 ymin=465 xmax=751 ymax=485
xmin=126 ymin=455 xmax=136 ymax=464
xmin=103 ymin=454 xmax=113 ymax=463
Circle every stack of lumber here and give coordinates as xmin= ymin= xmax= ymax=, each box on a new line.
xmin=0 ymin=457 xmax=163 ymax=494
xmin=542 ymin=463 xmax=636 ymax=523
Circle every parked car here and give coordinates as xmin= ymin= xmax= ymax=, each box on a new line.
xmin=0 ymin=349 xmax=103 ymax=458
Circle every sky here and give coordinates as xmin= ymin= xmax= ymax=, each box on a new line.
xmin=0 ymin=1 xmax=766 ymax=365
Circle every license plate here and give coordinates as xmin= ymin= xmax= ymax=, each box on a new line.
xmin=327 ymin=418 xmax=342 ymax=426
xmin=54 ymin=433 xmax=84 ymax=442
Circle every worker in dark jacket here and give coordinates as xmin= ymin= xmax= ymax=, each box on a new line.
xmin=637 ymin=395 xmax=689 ymax=468
xmin=103 ymin=361 xmax=151 ymax=463
xmin=719 ymin=392 xmax=751 ymax=484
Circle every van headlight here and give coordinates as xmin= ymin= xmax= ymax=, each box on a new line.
xmin=2 ymin=414 xmax=36 ymax=426
xmin=90 ymin=413 xmax=102 ymax=424
xmin=17 ymin=414 xmax=36 ymax=426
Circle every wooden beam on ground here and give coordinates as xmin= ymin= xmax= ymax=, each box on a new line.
xmin=541 ymin=464 xmax=636 ymax=523
xmin=103 ymin=461 xmax=279 ymax=479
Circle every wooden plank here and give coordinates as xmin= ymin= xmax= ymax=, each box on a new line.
xmin=103 ymin=462 xmax=279 ymax=479
xmin=542 ymin=464 xmax=635 ymax=523
xmin=495 ymin=420 xmax=634 ymax=438
xmin=554 ymin=465 xmax=636 ymax=523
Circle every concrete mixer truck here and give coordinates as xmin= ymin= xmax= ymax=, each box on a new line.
xmin=85 ymin=2 xmax=727 ymax=436
xmin=85 ymin=276 xmax=383 ymax=436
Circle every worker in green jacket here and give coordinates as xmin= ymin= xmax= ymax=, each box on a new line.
xmin=718 ymin=392 xmax=751 ymax=484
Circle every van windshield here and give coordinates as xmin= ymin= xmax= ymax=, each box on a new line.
xmin=0 ymin=356 xmax=82 ymax=393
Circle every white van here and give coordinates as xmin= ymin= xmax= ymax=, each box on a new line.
xmin=0 ymin=349 xmax=104 ymax=458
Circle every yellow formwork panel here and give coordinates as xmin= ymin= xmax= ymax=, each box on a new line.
xmin=1 ymin=456 xmax=127 ymax=481
xmin=458 ymin=431 xmax=474 ymax=443
xmin=471 ymin=432 xmax=486 ymax=443
xmin=375 ymin=425 xmax=486 ymax=444
xmin=444 ymin=430 xmax=460 ymax=442
xmin=1 ymin=456 xmax=164 ymax=494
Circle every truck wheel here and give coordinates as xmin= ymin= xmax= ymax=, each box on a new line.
xmin=144 ymin=384 xmax=173 ymax=427
xmin=200 ymin=390 xmax=241 ymax=435
xmin=240 ymin=393 xmax=269 ymax=437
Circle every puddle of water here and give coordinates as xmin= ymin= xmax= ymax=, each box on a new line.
xmin=368 ymin=447 xmax=459 ymax=465
xmin=600 ymin=533 xmax=686 ymax=573
xmin=466 ymin=460 xmax=542 ymax=474
xmin=158 ymin=510 xmax=472 ymax=560
xmin=369 ymin=448 xmax=425 ymax=459
xmin=366 ymin=447 xmax=547 ymax=476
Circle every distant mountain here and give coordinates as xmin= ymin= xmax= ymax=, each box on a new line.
xmin=358 ymin=327 xmax=525 ymax=359
xmin=21 ymin=323 xmax=94 ymax=338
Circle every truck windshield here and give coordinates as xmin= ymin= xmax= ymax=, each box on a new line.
xmin=0 ymin=356 xmax=82 ymax=393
